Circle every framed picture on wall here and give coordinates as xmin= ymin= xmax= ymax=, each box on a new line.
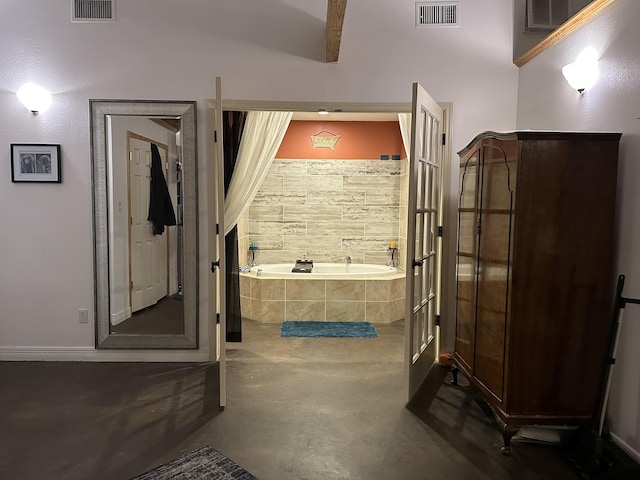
xmin=11 ymin=144 xmax=61 ymax=183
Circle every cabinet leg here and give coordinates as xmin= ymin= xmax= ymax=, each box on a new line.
xmin=499 ymin=425 xmax=519 ymax=454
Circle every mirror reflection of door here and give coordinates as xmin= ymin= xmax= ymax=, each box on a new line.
xmin=128 ymin=136 xmax=169 ymax=313
xmin=106 ymin=115 xmax=184 ymax=336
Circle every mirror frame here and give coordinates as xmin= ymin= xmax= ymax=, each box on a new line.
xmin=90 ymin=100 xmax=198 ymax=349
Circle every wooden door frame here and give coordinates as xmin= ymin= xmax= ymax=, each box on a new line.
xmin=206 ymin=97 xmax=454 ymax=402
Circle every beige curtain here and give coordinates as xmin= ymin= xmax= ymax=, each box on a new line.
xmin=398 ymin=113 xmax=412 ymax=162
xmin=224 ymin=110 xmax=293 ymax=234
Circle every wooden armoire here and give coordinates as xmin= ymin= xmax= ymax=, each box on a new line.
xmin=454 ymin=131 xmax=621 ymax=452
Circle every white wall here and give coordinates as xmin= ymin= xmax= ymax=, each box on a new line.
xmin=516 ymin=0 xmax=640 ymax=461
xmin=0 ymin=0 xmax=517 ymax=359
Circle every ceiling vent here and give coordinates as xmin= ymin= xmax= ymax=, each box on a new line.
xmin=72 ymin=0 xmax=115 ymax=22
xmin=526 ymin=0 xmax=569 ymax=30
xmin=416 ymin=2 xmax=459 ymax=27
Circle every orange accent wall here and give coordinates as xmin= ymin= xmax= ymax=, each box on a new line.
xmin=276 ymin=120 xmax=406 ymax=160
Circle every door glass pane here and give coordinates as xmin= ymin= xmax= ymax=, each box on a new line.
xmin=414 ymin=213 xmax=423 ymax=261
xmin=456 ymin=153 xmax=480 ymax=369
xmin=420 ymin=109 xmax=427 ymax=159
xmin=413 ymin=309 xmax=423 ymax=358
xmin=423 ymin=163 xmax=431 ymax=210
xmin=473 ymin=145 xmax=515 ymax=400
xmin=429 ymin=251 xmax=435 ymax=297
xmin=431 ymin=213 xmax=436 ymax=258
xmin=430 ymin=119 xmax=440 ymax=166
xmin=413 ymin=262 xmax=423 ymax=310
xmin=431 ymin=164 xmax=439 ymax=212
xmin=455 ymin=254 xmax=476 ymax=367
xmin=422 ymin=212 xmax=430 ymax=257
xmin=425 ymin=114 xmax=432 ymax=163
xmin=427 ymin=298 xmax=434 ymax=342
xmin=416 ymin=161 xmax=424 ymax=209
xmin=422 ymin=256 xmax=430 ymax=307
xmin=459 ymin=159 xmax=478 ymax=210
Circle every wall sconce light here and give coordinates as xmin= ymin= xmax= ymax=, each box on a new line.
xmin=561 ymin=48 xmax=599 ymax=94
xmin=16 ymin=83 xmax=52 ymax=114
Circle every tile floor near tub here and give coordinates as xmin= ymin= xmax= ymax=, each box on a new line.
xmin=240 ymin=273 xmax=405 ymax=323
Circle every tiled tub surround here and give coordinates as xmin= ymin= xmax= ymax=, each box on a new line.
xmin=238 ymin=159 xmax=407 ymax=268
xmin=240 ymin=269 xmax=405 ymax=324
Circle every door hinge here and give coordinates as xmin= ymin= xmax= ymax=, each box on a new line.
xmin=435 ymin=315 xmax=441 ymax=326
xmin=442 ymin=133 xmax=446 ymax=145
xmin=216 ymin=223 xmax=220 ymax=235
xmin=214 ymin=130 xmax=218 ymax=143
xmin=129 ymin=217 xmax=133 ymax=226
xmin=216 ymin=313 xmax=221 ymax=324
xmin=438 ymin=226 xmax=443 ymax=237
xmin=130 ymin=281 xmax=133 ymax=290
xmin=211 ymin=260 xmax=220 ymax=272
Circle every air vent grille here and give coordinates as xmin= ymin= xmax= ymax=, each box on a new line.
xmin=72 ymin=0 xmax=115 ymax=22
xmin=416 ymin=2 xmax=458 ymax=27
xmin=527 ymin=0 xmax=569 ymax=30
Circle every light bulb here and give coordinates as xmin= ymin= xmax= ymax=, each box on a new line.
xmin=16 ymin=83 xmax=52 ymax=114
xmin=561 ymin=48 xmax=599 ymax=93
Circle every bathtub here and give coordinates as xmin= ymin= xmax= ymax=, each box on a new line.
xmin=251 ymin=263 xmax=397 ymax=279
xmin=240 ymin=263 xmax=405 ymax=324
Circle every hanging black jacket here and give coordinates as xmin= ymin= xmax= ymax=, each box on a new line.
xmin=147 ymin=143 xmax=176 ymax=235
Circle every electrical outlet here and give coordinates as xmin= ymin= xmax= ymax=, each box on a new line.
xmin=79 ymin=308 xmax=89 ymax=324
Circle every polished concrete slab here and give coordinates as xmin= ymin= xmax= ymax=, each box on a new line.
xmin=0 ymin=320 xmax=625 ymax=479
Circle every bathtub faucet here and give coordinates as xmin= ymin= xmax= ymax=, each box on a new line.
xmin=345 ymin=256 xmax=351 ymax=265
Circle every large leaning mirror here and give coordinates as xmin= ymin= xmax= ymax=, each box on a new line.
xmin=91 ymin=100 xmax=198 ymax=348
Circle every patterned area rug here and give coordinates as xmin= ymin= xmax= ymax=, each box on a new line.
xmin=130 ymin=446 xmax=258 ymax=479
xmin=280 ymin=321 xmax=378 ymax=338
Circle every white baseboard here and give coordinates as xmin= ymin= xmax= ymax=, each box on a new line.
xmin=0 ymin=346 xmax=210 ymax=362
xmin=111 ymin=307 xmax=131 ymax=326
xmin=610 ymin=432 xmax=640 ymax=464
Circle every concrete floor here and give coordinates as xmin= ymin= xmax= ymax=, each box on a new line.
xmin=0 ymin=320 xmax=622 ymax=479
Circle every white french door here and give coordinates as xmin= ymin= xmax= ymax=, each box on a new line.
xmin=404 ymin=82 xmax=444 ymax=402
xmin=208 ymin=77 xmax=227 ymax=406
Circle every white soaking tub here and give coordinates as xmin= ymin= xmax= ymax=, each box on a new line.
xmin=250 ymin=262 xmax=397 ymax=279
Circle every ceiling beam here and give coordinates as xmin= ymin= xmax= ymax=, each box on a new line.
xmin=151 ymin=118 xmax=180 ymax=133
xmin=326 ymin=0 xmax=347 ymax=63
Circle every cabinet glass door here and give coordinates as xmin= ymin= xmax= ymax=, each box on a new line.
xmin=455 ymin=151 xmax=480 ymax=371
xmin=474 ymin=145 xmax=515 ymax=399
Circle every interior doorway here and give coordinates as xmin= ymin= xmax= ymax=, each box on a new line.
xmin=223 ymin=101 xmax=451 ymax=360
xmin=218 ymin=99 xmax=454 ymax=394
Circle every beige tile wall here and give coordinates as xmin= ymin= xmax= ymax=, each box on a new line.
xmin=238 ymin=159 xmax=406 ymax=266
xmin=240 ymin=273 xmax=405 ymax=324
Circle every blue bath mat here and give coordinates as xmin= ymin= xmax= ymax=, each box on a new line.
xmin=280 ymin=321 xmax=377 ymax=338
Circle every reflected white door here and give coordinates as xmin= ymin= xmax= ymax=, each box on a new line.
xmin=405 ymin=82 xmax=444 ymax=402
xmin=129 ymin=136 xmax=169 ymax=313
